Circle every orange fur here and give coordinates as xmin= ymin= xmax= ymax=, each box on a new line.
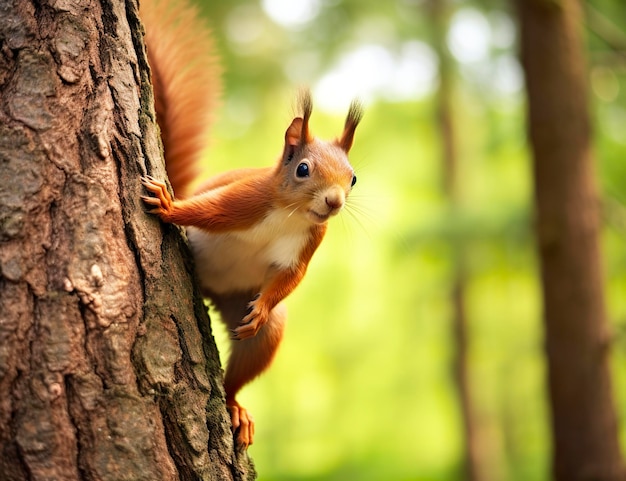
xmin=140 ymin=0 xmax=220 ymax=198
xmin=194 ymin=167 xmax=270 ymax=193
xmin=144 ymin=174 xmax=275 ymax=232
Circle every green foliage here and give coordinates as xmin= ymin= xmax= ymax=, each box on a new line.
xmin=192 ymin=0 xmax=626 ymax=479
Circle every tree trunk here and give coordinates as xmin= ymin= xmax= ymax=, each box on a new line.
xmin=516 ymin=0 xmax=626 ymax=479
xmin=427 ymin=1 xmax=483 ymax=480
xmin=0 ymin=0 xmax=255 ymax=479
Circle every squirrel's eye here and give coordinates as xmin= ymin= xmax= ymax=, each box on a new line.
xmin=351 ymin=175 xmax=357 ymax=187
xmin=296 ymin=162 xmax=310 ymax=178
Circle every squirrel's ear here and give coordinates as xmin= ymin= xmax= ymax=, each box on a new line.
xmin=286 ymin=89 xmax=313 ymax=147
xmin=285 ymin=117 xmax=305 ymax=147
xmin=283 ymin=117 xmax=307 ymax=163
xmin=283 ymin=92 xmax=314 ymax=163
xmin=283 ymin=90 xmax=313 ymax=164
xmin=338 ymin=99 xmax=363 ymax=153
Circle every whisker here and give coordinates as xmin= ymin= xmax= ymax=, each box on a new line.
xmin=287 ymin=203 xmax=302 ymax=218
xmin=351 ymin=155 xmax=375 ymax=173
xmin=346 ymin=198 xmax=376 ymax=224
xmin=343 ymin=205 xmax=372 ymax=238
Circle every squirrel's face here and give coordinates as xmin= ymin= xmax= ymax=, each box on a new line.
xmin=280 ymin=140 xmax=356 ymax=225
xmin=276 ymin=93 xmax=363 ymax=225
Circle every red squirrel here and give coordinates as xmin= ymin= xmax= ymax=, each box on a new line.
xmin=140 ymin=0 xmax=362 ymax=448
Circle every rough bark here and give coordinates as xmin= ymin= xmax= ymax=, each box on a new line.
xmin=517 ymin=0 xmax=626 ymax=479
xmin=0 ymin=0 xmax=254 ymax=479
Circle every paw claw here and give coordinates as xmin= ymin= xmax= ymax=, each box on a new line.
xmin=229 ymin=295 xmax=268 ymax=340
xmin=141 ymin=196 xmax=162 ymax=206
xmin=227 ymin=401 xmax=254 ymax=448
xmin=140 ymin=176 xmax=173 ymax=217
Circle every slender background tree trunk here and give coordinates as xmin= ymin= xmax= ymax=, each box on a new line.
xmin=517 ymin=0 xmax=626 ymax=479
xmin=0 ymin=0 xmax=254 ymax=479
xmin=428 ymin=1 xmax=483 ymax=479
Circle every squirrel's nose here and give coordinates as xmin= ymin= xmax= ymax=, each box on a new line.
xmin=325 ymin=190 xmax=344 ymax=211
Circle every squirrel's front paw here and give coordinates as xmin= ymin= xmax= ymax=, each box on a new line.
xmin=141 ymin=176 xmax=173 ymax=218
xmin=231 ymin=296 xmax=268 ymax=340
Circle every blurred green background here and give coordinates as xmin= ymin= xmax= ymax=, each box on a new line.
xmin=188 ymin=0 xmax=626 ymax=479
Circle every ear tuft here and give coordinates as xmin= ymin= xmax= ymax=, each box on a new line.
xmin=283 ymin=90 xmax=314 ymax=163
xmin=338 ymin=99 xmax=363 ymax=153
xmin=298 ymin=89 xmax=313 ymax=128
xmin=297 ymin=88 xmax=313 ymax=145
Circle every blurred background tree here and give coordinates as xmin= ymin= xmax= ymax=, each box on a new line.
xmin=179 ymin=0 xmax=626 ymax=479
xmin=517 ymin=0 xmax=625 ymax=480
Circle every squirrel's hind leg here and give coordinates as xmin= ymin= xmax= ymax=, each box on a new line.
xmin=219 ymin=298 xmax=287 ymax=447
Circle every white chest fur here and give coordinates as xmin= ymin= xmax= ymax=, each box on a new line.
xmin=186 ymin=209 xmax=311 ymax=295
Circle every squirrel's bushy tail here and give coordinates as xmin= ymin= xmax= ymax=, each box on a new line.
xmin=140 ymin=0 xmax=221 ymax=197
